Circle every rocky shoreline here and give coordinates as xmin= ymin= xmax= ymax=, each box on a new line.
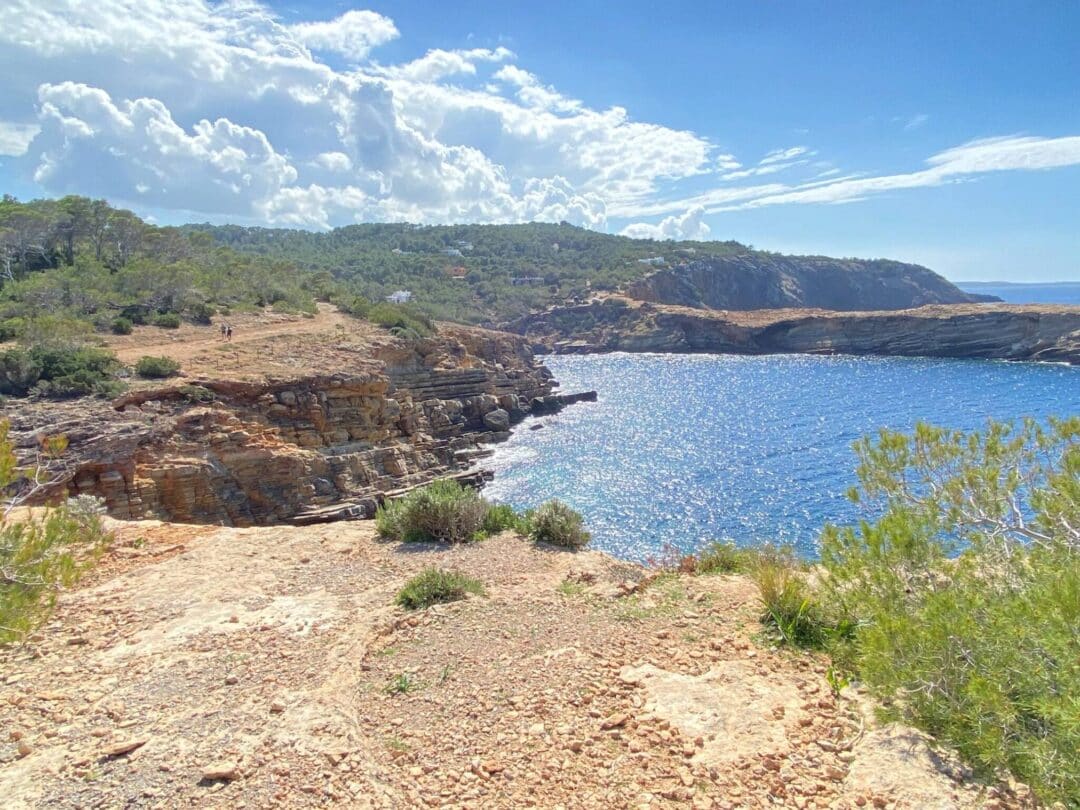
xmin=8 ymin=297 xmax=1076 ymax=528
xmin=506 ymin=297 xmax=1080 ymax=364
xmin=5 ymin=321 xmax=594 ymax=527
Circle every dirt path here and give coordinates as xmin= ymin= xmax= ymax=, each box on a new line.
xmin=105 ymin=304 xmax=357 ymax=364
xmin=0 ymin=520 xmax=1017 ymax=809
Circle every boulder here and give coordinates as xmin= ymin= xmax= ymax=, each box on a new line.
xmin=482 ymin=408 xmax=510 ymax=432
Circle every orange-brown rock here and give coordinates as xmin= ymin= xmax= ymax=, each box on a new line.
xmin=6 ymin=319 xmax=561 ymax=526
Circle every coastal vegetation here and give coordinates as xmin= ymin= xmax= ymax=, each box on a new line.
xmin=0 ymin=195 xmax=320 ymax=343
xmin=375 ymin=480 xmax=589 ymax=549
xmin=375 ymin=480 xmax=492 ymax=544
xmin=395 ymin=568 xmax=486 ymax=610
xmin=187 ymin=220 xmax=750 ymax=325
xmin=134 ymin=355 xmax=181 ymax=379
xmin=528 ymin=499 xmax=592 ymax=548
xmin=0 ymin=422 xmax=110 ymax=644
xmin=694 ymin=418 xmax=1080 ymax=804
xmin=0 ymin=193 xmax=741 ymax=337
xmin=0 ymin=343 xmax=121 ymax=399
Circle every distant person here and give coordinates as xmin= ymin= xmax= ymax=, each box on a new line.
xmin=220 ymin=323 xmax=227 ymax=340
xmin=226 ymin=324 xmax=233 ymax=342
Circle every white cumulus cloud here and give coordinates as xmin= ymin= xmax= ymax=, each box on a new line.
xmin=0 ymin=122 xmax=41 ymax=156
xmin=621 ymin=206 xmax=711 ymax=241
xmin=288 ymin=10 xmax=399 ymax=62
xmin=0 ymin=2 xmax=1077 ymax=235
xmin=33 ymin=82 xmax=297 ymax=214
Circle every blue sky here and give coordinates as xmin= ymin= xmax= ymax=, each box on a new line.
xmin=0 ymin=1 xmax=1078 ymax=281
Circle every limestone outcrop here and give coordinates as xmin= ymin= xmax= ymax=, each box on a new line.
xmin=5 ymin=324 xmax=581 ymax=525
xmin=626 ymin=255 xmax=996 ymax=311
xmin=507 ymin=298 xmax=1080 ymax=364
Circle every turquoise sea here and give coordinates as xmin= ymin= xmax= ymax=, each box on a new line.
xmin=484 ymin=353 xmax=1079 ymax=561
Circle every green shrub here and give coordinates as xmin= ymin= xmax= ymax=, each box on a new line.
xmin=0 ymin=344 xmax=119 ymax=398
xmin=819 ymin=418 xmax=1080 ymax=804
xmin=119 ymin=306 xmax=148 ymax=326
xmin=152 ymin=312 xmax=181 ymax=329
xmin=0 ymin=317 xmax=25 ymax=341
xmin=693 ymin=540 xmax=757 ymax=574
xmin=375 ymin=480 xmax=489 ymax=544
xmin=338 ymin=294 xmax=372 ymax=318
xmin=179 ymin=384 xmax=215 ymax=403
xmin=529 ymin=499 xmax=590 ymax=548
xmin=188 ymin=302 xmax=215 ymax=325
xmin=0 ymin=423 xmax=111 ymax=644
xmin=33 ymin=371 xmax=100 ymax=399
xmin=135 ymin=355 xmax=181 ymax=379
xmin=92 ymin=379 xmax=128 ymax=399
xmin=271 ymin=297 xmax=317 ymax=315
xmin=366 ymin=303 xmax=434 ymax=338
xmin=754 ymin=558 xmax=832 ymax=648
xmin=110 ymin=317 xmax=134 ymax=335
xmin=395 ymin=567 xmax=485 ymax=610
xmin=481 ymin=503 xmax=531 ymax=535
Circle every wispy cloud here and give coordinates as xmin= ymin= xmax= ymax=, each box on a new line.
xmin=621 ymin=135 xmax=1080 ymax=219
xmin=759 ymin=145 xmax=812 ymax=165
xmin=903 ymin=113 xmax=930 ymax=131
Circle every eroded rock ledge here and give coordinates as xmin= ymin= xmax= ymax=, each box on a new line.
xmin=506 ymin=298 xmax=1080 ymax=364
xmin=6 ymin=324 xmax=589 ymax=526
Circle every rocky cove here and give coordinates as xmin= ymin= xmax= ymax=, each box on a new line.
xmin=7 ymin=299 xmax=1078 ymax=530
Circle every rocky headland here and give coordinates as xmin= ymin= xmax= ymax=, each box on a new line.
xmin=4 ymin=308 xmax=591 ymax=527
xmin=625 ymin=255 xmax=996 ymax=311
xmin=507 ymin=297 xmax=1080 ymax=364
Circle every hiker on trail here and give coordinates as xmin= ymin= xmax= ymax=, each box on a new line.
xmin=220 ymin=323 xmax=227 ymax=340
xmin=226 ymin=324 xmax=233 ymax=341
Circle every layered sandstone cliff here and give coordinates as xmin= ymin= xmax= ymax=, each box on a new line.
xmin=626 ymin=255 xmax=996 ymax=311
xmin=508 ymin=298 xmax=1080 ymax=364
xmin=5 ymin=321 xmax=581 ymax=525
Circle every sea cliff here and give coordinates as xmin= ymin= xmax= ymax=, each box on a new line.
xmin=507 ymin=298 xmax=1080 ymax=364
xmin=4 ymin=320 xmax=586 ymax=525
xmin=626 ymin=254 xmax=996 ymax=311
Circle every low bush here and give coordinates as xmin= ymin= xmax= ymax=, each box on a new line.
xmin=0 ymin=318 xmax=26 ymax=341
xmin=395 ymin=568 xmax=485 ymax=610
xmin=0 ymin=344 xmax=119 ymax=398
xmin=0 ymin=424 xmax=111 ymax=645
xmin=692 ymin=540 xmax=757 ymax=574
xmin=110 ymin=317 xmax=134 ymax=335
xmin=178 ymin=384 xmax=215 ymax=403
xmin=375 ymin=480 xmax=489 ymax=544
xmin=366 ymin=303 xmax=434 ymax=338
xmin=337 ymin=294 xmax=372 ymax=318
xmin=117 ymin=306 xmax=148 ymax=326
xmin=529 ymin=499 xmax=590 ymax=548
xmin=816 ymin=418 xmax=1080 ymax=804
xmin=152 ymin=312 xmax=182 ymax=329
xmin=481 ymin=503 xmax=531 ymax=535
xmin=135 ymin=355 xmax=181 ymax=379
xmin=754 ymin=558 xmax=834 ymax=648
xmin=188 ymin=302 xmax=215 ymax=325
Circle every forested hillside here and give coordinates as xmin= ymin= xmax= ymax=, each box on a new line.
xmin=186 ymin=221 xmax=748 ymax=323
xmin=0 ymin=195 xmax=322 ymax=343
xmin=2 ymin=193 xmax=990 ymax=345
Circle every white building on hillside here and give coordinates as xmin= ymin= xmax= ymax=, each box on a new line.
xmin=386 ymin=290 xmax=413 ymax=304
